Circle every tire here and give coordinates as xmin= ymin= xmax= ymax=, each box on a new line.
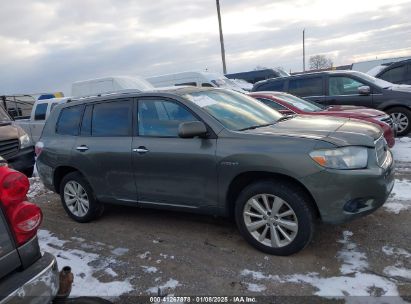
xmin=387 ymin=107 xmax=411 ymax=136
xmin=235 ymin=180 xmax=315 ymax=256
xmin=22 ymin=166 xmax=34 ymax=178
xmin=59 ymin=172 xmax=104 ymax=223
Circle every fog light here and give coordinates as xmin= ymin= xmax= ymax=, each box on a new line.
xmin=343 ymin=198 xmax=373 ymax=213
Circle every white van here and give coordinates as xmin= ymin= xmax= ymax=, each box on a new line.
xmin=146 ymin=72 xmax=246 ymax=93
xmin=72 ymin=76 xmax=154 ymax=98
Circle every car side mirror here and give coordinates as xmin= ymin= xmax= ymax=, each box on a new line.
xmin=178 ymin=121 xmax=208 ymax=138
xmin=358 ymin=86 xmax=371 ymax=96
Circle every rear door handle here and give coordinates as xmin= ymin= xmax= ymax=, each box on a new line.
xmin=76 ymin=145 xmax=89 ymax=152
xmin=132 ymin=146 xmax=149 ymax=154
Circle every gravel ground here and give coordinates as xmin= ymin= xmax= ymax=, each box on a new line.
xmin=30 ymin=152 xmax=411 ymax=303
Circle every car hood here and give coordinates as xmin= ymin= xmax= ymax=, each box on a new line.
xmin=243 ymin=115 xmax=382 ymax=147
xmin=323 ymin=105 xmax=385 ymax=118
xmin=0 ymin=123 xmax=20 ymax=141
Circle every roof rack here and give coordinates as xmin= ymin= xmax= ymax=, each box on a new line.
xmin=67 ymin=89 xmax=145 ymax=103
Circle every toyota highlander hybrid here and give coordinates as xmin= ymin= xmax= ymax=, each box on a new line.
xmin=36 ymin=87 xmax=394 ymax=255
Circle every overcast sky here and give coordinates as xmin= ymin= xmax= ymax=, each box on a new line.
xmin=1 ymin=0 xmax=411 ymax=95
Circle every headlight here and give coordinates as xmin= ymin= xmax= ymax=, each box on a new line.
xmin=310 ymin=146 xmax=368 ymax=169
xmin=19 ymin=133 xmax=32 ymax=149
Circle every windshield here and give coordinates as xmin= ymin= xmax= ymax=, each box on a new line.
xmin=352 ymin=71 xmax=393 ymax=88
xmin=183 ymin=90 xmax=283 ymax=131
xmin=275 ymin=94 xmax=323 ymax=112
xmin=274 ymin=68 xmax=290 ymax=77
xmin=0 ymin=107 xmax=11 ymax=122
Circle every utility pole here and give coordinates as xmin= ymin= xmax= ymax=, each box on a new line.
xmin=303 ymin=29 xmax=306 ymax=72
xmin=216 ymin=0 xmax=227 ymax=74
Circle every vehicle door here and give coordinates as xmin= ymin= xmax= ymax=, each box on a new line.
xmin=287 ymin=76 xmax=327 ymax=105
xmin=324 ymin=75 xmax=374 ymax=107
xmin=73 ymin=99 xmax=137 ymax=203
xmin=132 ymin=97 xmax=218 ymax=209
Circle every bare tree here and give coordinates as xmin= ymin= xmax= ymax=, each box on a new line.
xmin=309 ymin=55 xmax=333 ymax=70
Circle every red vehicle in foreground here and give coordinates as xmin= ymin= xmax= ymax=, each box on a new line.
xmin=249 ymin=91 xmax=396 ymax=148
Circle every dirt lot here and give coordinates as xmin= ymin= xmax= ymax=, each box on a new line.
xmin=30 ymin=142 xmax=411 ymax=303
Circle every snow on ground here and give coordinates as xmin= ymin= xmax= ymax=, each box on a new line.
xmin=392 ymin=137 xmax=411 ymax=162
xmin=146 ymin=278 xmax=181 ymax=294
xmin=38 ymin=230 xmax=133 ymax=298
xmin=245 ymin=283 xmax=266 ymax=292
xmin=142 ymin=266 xmax=158 ymax=274
xmin=27 ymin=177 xmax=52 ymax=199
xmin=241 ymin=231 xmax=407 ymax=301
xmin=384 ymin=179 xmax=411 ymax=214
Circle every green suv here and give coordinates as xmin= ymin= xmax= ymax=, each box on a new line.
xmin=36 ymin=88 xmax=395 ymax=255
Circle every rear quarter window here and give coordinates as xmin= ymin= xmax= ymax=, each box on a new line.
xmin=56 ymin=105 xmax=84 ymax=136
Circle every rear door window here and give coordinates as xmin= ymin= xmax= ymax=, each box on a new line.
xmin=288 ymin=77 xmax=323 ymax=97
xmin=56 ymin=105 xmax=84 ymax=136
xmin=34 ymin=103 xmax=48 ymax=120
xmin=92 ymin=100 xmax=132 ymax=137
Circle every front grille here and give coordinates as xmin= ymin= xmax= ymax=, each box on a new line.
xmin=375 ymin=136 xmax=388 ymax=167
xmin=0 ymin=139 xmax=19 ymax=159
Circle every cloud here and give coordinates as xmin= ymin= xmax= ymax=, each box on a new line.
xmin=0 ymin=0 xmax=410 ymax=95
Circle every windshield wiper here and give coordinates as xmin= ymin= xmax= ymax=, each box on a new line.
xmin=238 ymin=122 xmax=276 ymax=131
xmin=275 ymin=115 xmax=295 ymax=123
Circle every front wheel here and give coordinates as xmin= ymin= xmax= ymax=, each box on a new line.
xmin=235 ymin=180 xmax=315 ymax=255
xmin=387 ymin=107 xmax=411 ymax=136
xmin=60 ymin=172 xmax=104 ymax=223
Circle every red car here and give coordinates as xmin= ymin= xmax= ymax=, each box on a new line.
xmin=249 ymin=91 xmax=396 ymax=148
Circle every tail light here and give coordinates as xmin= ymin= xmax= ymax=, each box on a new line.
xmin=0 ymin=167 xmax=42 ymax=246
xmin=35 ymin=141 xmax=44 ymax=157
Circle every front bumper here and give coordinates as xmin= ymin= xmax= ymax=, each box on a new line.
xmin=301 ymin=154 xmax=395 ymax=224
xmin=6 ymin=147 xmax=35 ymax=172
xmin=0 ymin=252 xmax=59 ymax=304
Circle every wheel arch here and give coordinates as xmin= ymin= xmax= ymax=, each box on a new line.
xmin=225 ymin=171 xmax=320 ymax=219
xmin=53 ymin=166 xmax=85 ymax=194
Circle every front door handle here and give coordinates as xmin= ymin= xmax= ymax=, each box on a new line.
xmin=132 ymin=146 xmax=149 ymax=154
xmin=76 ymin=145 xmax=89 ymax=152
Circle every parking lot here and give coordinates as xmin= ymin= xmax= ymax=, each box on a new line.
xmin=27 ymin=138 xmax=411 ymax=302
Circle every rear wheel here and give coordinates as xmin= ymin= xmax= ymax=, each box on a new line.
xmin=387 ymin=107 xmax=411 ymax=136
xmin=235 ymin=180 xmax=315 ymax=255
xmin=60 ymin=172 xmax=104 ymax=223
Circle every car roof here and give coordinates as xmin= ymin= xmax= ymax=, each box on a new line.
xmin=254 ymin=70 xmax=359 ymax=86
xmin=63 ymin=86 xmax=216 ymax=107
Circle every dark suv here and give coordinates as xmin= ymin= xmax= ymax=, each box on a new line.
xmin=0 ymin=159 xmax=58 ymax=303
xmin=36 ymin=88 xmax=394 ymax=255
xmin=252 ymin=70 xmax=411 ymax=136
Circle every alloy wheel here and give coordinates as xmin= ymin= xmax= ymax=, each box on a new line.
xmin=390 ymin=112 xmax=409 ymax=134
xmin=64 ymin=181 xmax=90 ymax=217
xmin=243 ymin=194 xmax=298 ymax=248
